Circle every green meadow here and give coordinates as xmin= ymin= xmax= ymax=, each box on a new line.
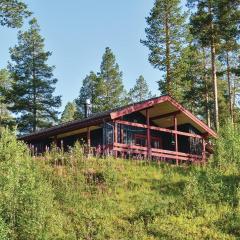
xmin=0 ymin=126 xmax=239 ymax=239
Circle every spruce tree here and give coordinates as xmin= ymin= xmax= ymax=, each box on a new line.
xmin=99 ymin=47 xmax=126 ymax=111
xmin=60 ymin=101 xmax=77 ymax=123
xmin=7 ymin=18 xmax=61 ymax=134
xmin=141 ymin=0 xmax=186 ymax=95
xmin=128 ymin=75 xmax=153 ymax=103
xmin=0 ymin=0 xmax=31 ymax=28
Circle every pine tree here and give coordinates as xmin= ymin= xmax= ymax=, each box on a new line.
xmin=141 ymin=0 xmax=186 ymax=95
xmin=0 ymin=0 xmax=31 ymax=28
xmin=99 ymin=47 xmax=126 ymax=111
xmin=188 ymin=0 xmax=221 ymax=131
xmin=232 ymin=58 xmax=240 ymax=122
xmin=7 ymin=18 xmax=61 ymax=134
xmin=60 ymin=101 xmax=77 ymax=123
xmin=75 ymin=71 xmax=104 ymax=117
xmin=171 ymin=46 xmax=205 ymax=112
xmin=216 ymin=0 xmax=240 ymax=123
xmin=128 ymin=75 xmax=153 ymax=103
xmin=0 ymin=69 xmax=14 ymax=131
xmin=76 ymin=48 xmax=127 ymax=116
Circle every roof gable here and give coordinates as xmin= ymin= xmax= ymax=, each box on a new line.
xmin=110 ymin=95 xmax=217 ymax=138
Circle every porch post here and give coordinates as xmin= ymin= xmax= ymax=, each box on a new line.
xmin=146 ymin=108 xmax=151 ymax=159
xmin=202 ymin=138 xmax=206 ymax=163
xmin=174 ymin=115 xmax=179 ymax=165
xmin=120 ymin=117 xmax=124 ymax=144
xmin=87 ymin=127 xmax=91 ymax=155
xmin=114 ymin=121 xmax=118 ymax=158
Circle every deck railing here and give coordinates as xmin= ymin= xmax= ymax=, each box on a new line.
xmin=113 ymin=143 xmax=203 ymax=163
xmin=113 ymin=119 xmax=206 ymax=164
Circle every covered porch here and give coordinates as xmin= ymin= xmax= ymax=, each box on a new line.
xmin=108 ymin=97 xmax=215 ymax=164
xmin=112 ymin=117 xmax=206 ymax=164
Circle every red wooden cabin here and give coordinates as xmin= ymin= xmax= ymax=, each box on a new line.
xmin=19 ymin=95 xmax=217 ymax=164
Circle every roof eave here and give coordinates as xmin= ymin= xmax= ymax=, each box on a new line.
xmin=110 ymin=95 xmax=217 ymax=138
xmin=19 ymin=115 xmax=111 ymax=141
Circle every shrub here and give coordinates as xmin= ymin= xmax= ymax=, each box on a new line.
xmin=213 ymin=122 xmax=240 ymax=172
xmin=0 ymin=217 xmax=9 ymax=240
xmin=0 ymin=129 xmax=66 ymax=239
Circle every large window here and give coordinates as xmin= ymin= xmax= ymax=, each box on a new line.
xmin=134 ymin=134 xmax=162 ymax=149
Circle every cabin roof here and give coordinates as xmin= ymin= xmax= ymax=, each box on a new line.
xmin=19 ymin=95 xmax=217 ymax=141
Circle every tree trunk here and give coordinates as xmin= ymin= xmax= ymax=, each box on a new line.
xmin=32 ymin=44 xmax=37 ymax=132
xmin=33 ymin=89 xmax=37 ymax=132
xmin=202 ymin=48 xmax=211 ymax=127
xmin=210 ymin=37 xmax=219 ymax=131
xmin=226 ymin=51 xmax=233 ymax=123
xmin=32 ymin=78 xmax=37 ymax=132
xmin=232 ymin=75 xmax=236 ymax=124
xmin=0 ymin=103 xmax=2 ymax=130
xmin=208 ymin=1 xmax=219 ymax=131
xmin=164 ymin=3 xmax=171 ymax=95
xmin=205 ymin=84 xmax=211 ymax=127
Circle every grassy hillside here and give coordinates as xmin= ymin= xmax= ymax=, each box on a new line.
xmin=39 ymin=157 xmax=239 ymax=239
xmin=0 ymin=127 xmax=239 ymax=239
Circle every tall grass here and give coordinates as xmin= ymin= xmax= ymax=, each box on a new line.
xmin=0 ymin=125 xmax=239 ymax=239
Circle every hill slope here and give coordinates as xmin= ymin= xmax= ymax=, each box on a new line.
xmin=0 ymin=129 xmax=239 ymax=239
xmin=39 ymin=153 xmax=239 ymax=239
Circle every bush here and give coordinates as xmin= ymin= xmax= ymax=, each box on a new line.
xmin=213 ymin=122 xmax=240 ymax=172
xmin=0 ymin=217 xmax=9 ymax=240
xmin=0 ymin=129 xmax=67 ymax=239
xmin=0 ymin=125 xmax=240 ymax=239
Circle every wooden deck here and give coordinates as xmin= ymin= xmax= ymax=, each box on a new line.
xmin=112 ymin=112 xmax=207 ymax=164
xmin=113 ymin=143 xmax=204 ymax=163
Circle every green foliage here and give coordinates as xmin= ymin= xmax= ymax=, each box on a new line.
xmin=7 ymin=18 xmax=61 ymax=134
xmin=61 ymin=101 xmax=77 ymax=123
xmin=0 ymin=69 xmax=15 ymax=131
xmin=128 ymin=75 xmax=153 ymax=103
xmin=0 ymin=129 xmax=67 ymax=239
xmin=141 ymin=0 xmax=186 ymax=95
xmin=99 ymin=47 xmax=127 ymax=110
xmin=187 ymin=0 xmax=240 ymax=129
xmin=0 ymin=0 xmax=31 ymax=28
xmin=213 ymin=122 xmax=240 ymax=171
xmin=76 ymin=47 xmax=128 ymax=116
xmin=0 ymin=124 xmax=240 ymax=239
xmin=170 ymin=45 xmax=208 ymax=114
xmin=217 ymin=0 xmax=240 ymax=123
xmin=139 ymin=0 xmax=240 ymax=127
xmin=188 ymin=0 xmax=219 ymax=47
xmin=0 ymin=217 xmax=9 ymax=240
xmin=75 ymin=71 xmax=104 ymax=116
xmin=36 ymin=132 xmax=240 ymax=239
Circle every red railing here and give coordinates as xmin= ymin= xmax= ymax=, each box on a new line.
xmin=113 ymin=143 xmax=203 ymax=162
xmin=113 ymin=119 xmax=206 ymax=163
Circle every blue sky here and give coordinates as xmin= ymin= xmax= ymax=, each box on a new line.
xmin=0 ymin=0 xmax=161 ymax=110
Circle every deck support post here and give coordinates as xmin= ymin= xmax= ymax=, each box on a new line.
xmin=146 ymin=108 xmax=151 ymax=160
xmin=87 ymin=127 xmax=91 ymax=156
xmin=174 ymin=115 xmax=178 ymax=165
xmin=202 ymin=138 xmax=206 ymax=163
xmin=114 ymin=121 xmax=118 ymax=158
xmin=120 ymin=117 xmax=124 ymax=144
